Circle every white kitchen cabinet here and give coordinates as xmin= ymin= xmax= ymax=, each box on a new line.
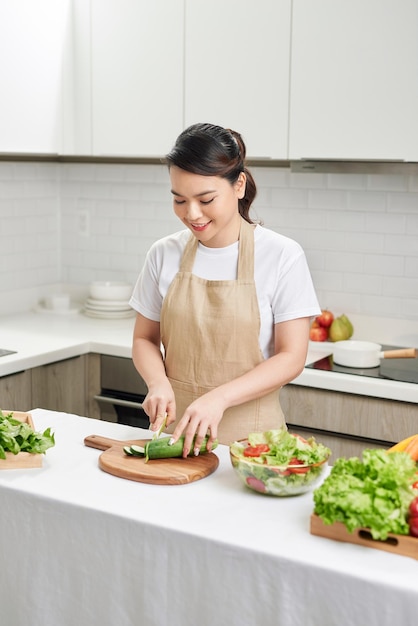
xmin=184 ymin=0 xmax=291 ymax=159
xmin=289 ymin=0 xmax=418 ymax=161
xmin=0 ymin=0 xmax=71 ymax=154
xmin=89 ymin=0 xmax=184 ymax=156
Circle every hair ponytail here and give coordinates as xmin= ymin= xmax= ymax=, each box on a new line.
xmin=166 ymin=123 xmax=257 ymax=224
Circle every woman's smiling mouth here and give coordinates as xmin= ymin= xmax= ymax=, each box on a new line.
xmin=189 ymin=221 xmax=211 ymax=232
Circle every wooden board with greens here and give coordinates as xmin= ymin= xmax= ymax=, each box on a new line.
xmin=0 ymin=410 xmax=55 ymax=468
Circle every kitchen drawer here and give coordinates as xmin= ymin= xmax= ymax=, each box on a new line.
xmin=281 ymin=385 xmax=418 ymax=446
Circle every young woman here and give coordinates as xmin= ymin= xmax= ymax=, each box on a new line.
xmin=130 ymin=123 xmax=320 ymax=457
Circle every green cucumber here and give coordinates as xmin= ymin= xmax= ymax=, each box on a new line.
xmin=145 ymin=435 xmax=217 ymax=462
xmin=123 ymin=436 xmax=218 ymax=461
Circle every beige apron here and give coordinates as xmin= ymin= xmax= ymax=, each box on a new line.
xmin=160 ymin=217 xmax=285 ymax=445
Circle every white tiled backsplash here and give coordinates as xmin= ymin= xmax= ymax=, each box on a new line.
xmin=1 ymin=161 xmax=418 ymax=321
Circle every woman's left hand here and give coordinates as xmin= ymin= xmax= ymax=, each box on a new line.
xmin=169 ymin=390 xmax=226 ymax=458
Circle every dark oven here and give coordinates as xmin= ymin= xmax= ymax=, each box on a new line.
xmin=94 ymin=355 xmax=150 ymax=429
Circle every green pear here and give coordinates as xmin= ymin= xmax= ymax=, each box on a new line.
xmin=339 ymin=314 xmax=354 ymax=338
xmin=329 ymin=317 xmax=351 ymax=342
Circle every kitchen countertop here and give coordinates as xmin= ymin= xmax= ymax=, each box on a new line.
xmin=0 ymin=310 xmax=417 ymax=403
xmin=0 ymin=409 xmax=417 ymax=626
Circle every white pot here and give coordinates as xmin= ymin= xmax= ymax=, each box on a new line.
xmin=332 ymin=340 xmax=417 ymax=368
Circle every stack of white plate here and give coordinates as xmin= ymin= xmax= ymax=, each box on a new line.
xmin=83 ymin=281 xmax=135 ymax=319
xmin=83 ymin=298 xmax=135 ymax=319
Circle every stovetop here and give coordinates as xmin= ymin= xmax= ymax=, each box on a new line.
xmin=306 ymin=344 xmax=418 ymax=385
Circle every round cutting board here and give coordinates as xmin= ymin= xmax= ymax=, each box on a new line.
xmin=84 ymin=435 xmax=219 ymax=485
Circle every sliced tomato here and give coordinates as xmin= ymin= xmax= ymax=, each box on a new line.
xmin=287 ymin=457 xmax=310 ymax=474
xmin=293 ymin=433 xmax=310 ymax=445
xmin=243 ymin=444 xmax=270 ymax=457
xmin=246 ymin=476 xmax=266 ymax=493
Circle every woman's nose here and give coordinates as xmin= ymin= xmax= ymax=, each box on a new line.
xmin=185 ymin=201 xmax=203 ymax=220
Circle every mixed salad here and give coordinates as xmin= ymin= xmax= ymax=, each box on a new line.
xmin=230 ymin=428 xmax=331 ymax=495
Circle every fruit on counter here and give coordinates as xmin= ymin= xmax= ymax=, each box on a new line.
xmin=387 ymin=434 xmax=418 ymax=454
xmin=309 ymin=310 xmax=354 ymax=342
xmin=123 ymin=435 xmax=218 ymax=462
xmin=309 ymin=319 xmax=329 ymax=342
xmin=339 ymin=314 xmax=354 ymax=337
xmin=309 ymin=309 xmax=335 ymax=341
xmin=408 ymin=497 xmax=418 ymax=537
xmin=328 ymin=314 xmax=354 ymax=342
xmin=387 ymin=434 xmax=418 ymax=461
xmin=313 ymin=448 xmax=417 ymax=540
xmin=316 ymin=309 xmax=334 ymax=328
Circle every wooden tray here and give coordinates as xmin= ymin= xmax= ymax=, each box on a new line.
xmin=310 ymin=513 xmax=418 ymax=560
xmin=0 ymin=411 xmax=43 ymax=469
xmin=84 ymin=434 xmax=219 ymax=485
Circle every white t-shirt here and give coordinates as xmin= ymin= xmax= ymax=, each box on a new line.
xmin=130 ymin=225 xmax=321 ymax=359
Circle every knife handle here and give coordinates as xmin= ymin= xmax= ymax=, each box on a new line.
xmin=84 ymin=434 xmax=123 ymax=450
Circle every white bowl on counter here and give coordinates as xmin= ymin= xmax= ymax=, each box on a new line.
xmin=89 ymin=281 xmax=132 ymax=302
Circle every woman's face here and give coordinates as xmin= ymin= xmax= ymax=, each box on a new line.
xmin=169 ymin=166 xmax=246 ymax=248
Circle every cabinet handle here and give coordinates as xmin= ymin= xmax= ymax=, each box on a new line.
xmin=94 ymin=394 xmax=144 ymax=410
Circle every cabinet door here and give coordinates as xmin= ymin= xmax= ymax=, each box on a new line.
xmin=184 ymin=0 xmax=291 ymax=159
xmin=280 ymin=384 xmax=418 ymax=449
xmin=0 ymin=0 xmax=71 ymax=154
xmin=31 ymin=356 xmax=87 ymax=416
xmin=289 ymin=426 xmax=384 ymax=461
xmin=0 ymin=371 xmax=32 ymax=413
xmin=289 ymin=0 xmax=418 ymax=161
xmin=90 ymin=0 xmax=184 ymax=156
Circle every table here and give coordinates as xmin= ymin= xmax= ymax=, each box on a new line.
xmin=1 ymin=409 xmax=418 ymax=626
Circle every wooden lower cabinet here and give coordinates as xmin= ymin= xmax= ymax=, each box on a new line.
xmin=280 ymin=384 xmax=418 ymax=461
xmin=1 ymin=354 xmax=101 ymax=420
xmin=31 ymin=355 xmax=88 ymax=416
xmin=0 ymin=369 xmax=32 ymax=413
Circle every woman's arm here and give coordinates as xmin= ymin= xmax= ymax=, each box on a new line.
xmin=131 ymin=313 xmax=176 ymax=431
xmin=170 ymin=316 xmax=310 ymax=456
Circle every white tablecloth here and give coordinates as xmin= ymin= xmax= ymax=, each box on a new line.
xmin=1 ymin=409 xmax=418 ymax=626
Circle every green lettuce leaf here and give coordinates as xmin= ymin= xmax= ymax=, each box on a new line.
xmin=313 ymin=448 xmax=417 ymax=540
xmin=0 ymin=410 xmax=55 ymax=456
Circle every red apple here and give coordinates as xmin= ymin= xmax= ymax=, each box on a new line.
xmin=317 ymin=309 xmax=334 ymax=328
xmin=309 ymin=325 xmax=328 ymax=342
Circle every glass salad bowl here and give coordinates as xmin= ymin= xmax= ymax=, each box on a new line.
xmin=229 ymin=429 xmax=331 ymax=497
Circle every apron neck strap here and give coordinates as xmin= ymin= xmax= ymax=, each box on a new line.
xmin=179 ymin=217 xmax=255 ymax=280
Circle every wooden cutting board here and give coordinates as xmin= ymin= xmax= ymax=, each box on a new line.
xmin=84 ymin=434 xmax=219 ymax=485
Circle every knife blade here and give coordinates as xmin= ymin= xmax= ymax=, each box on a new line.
xmin=152 ymin=413 xmax=167 ymax=440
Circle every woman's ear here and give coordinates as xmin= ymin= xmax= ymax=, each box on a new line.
xmin=235 ymin=172 xmax=247 ymax=199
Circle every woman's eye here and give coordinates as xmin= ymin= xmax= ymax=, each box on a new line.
xmin=201 ymin=198 xmax=214 ymax=205
xmin=174 ymin=199 xmax=185 ymax=205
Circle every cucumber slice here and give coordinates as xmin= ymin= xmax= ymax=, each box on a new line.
xmin=123 ymin=446 xmax=134 ymax=456
xmin=130 ymin=444 xmax=145 ymax=456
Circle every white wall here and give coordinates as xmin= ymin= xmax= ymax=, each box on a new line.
xmin=1 ymin=161 xmax=418 ymax=321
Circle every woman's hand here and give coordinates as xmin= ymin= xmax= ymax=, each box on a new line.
xmin=142 ymin=380 xmax=176 ymax=433
xmin=131 ymin=314 xmax=177 ymax=433
xmin=169 ymin=390 xmax=227 ymax=458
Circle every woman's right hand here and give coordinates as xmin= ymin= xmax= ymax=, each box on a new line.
xmin=142 ymin=379 xmax=176 ymax=433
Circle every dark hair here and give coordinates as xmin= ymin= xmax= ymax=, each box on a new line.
xmin=165 ymin=123 xmax=257 ymax=223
